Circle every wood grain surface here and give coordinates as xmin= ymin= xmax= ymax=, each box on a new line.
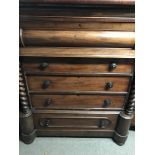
xmin=22 ymin=61 xmax=133 ymax=74
xmin=20 ymin=48 xmax=135 ymax=58
xmin=27 ymin=76 xmax=130 ymax=92
xmin=22 ymin=30 xmax=135 ymax=47
xmin=34 ymin=112 xmax=118 ymax=130
xmin=20 ymin=7 xmax=134 ymax=29
xmin=31 ymin=94 xmax=126 ymax=109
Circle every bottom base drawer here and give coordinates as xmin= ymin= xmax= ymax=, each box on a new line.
xmin=33 ymin=111 xmax=119 ymax=131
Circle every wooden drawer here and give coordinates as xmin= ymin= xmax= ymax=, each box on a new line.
xmin=33 ymin=111 xmax=118 ymax=130
xmin=27 ymin=76 xmax=130 ymax=92
xmin=22 ymin=30 xmax=134 ymax=48
xmin=22 ymin=60 xmax=133 ymax=74
xmin=31 ymin=94 xmax=125 ymax=110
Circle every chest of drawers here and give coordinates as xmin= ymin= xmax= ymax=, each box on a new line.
xmin=19 ymin=0 xmax=135 ymax=146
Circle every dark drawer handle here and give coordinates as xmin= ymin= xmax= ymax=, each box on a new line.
xmin=44 ymin=98 xmax=52 ymax=107
xmin=42 ymin=80 xmax=51 ymax=89
xmin=109 ymin=63 xmax=117 ymax=71
xmin=105 ymin=82 xmax=113 ymax=90
xmin=40 ymin=119 xmax=50 ymax=127
xmin=99 ymin=119 xmax=111 ymax=128
xmin=39 ymin=62 xmax=48 ymax=70
xmin=103 ymin=99 xmax=112 ymax=108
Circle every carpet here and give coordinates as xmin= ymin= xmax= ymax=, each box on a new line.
xmin=19 ymin=131 xmax=135 ymax=155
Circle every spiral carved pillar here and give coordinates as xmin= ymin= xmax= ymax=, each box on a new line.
xmin=19 ymin=62 xmax=36 ymax=144
xmin=19 ymin=64 xmax=30 ymax=114
xmin=125 ymin=82 xmax=135 ymax=115
xmin=113 ymin=78 xmax=135 ymax=145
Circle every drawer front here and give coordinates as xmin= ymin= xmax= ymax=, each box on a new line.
xmin=31 ymin=95 xmax=125 ymax=109
xmin=34 ymin=113 xmax=118 ymax=130
xmin=23 ymin=61 xmax=133 ymax=74
xmin=22 ymin=30 xmax=134 ymax=48
xmin=27 ymin=76 xmax=130 ymax=92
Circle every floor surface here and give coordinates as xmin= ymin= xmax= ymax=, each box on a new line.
xmin=19 ymin=131 xmax=135 ymax=155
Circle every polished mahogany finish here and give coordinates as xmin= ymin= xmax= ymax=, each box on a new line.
xmin=31 ymin=94 xmax=126 ymax=109
xmin=33 ymin=111 xmax=118 ymax=130
xmin=22 ymin=30 xmax=134 ymax=47
xmin=20 ymin=48 xmax=135 ymax=58
xmin=22 ymin=59 xmax=134 ymax=74
xmin=19 ymin=0 xmax=135 ymax=146
xmin=27 ymin=76 xmax=130 ymax=92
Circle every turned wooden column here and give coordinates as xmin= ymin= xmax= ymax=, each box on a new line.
xmin=19 ymin=62 xmax=36 ymax=144
xmin=113 ymin=78 xmax=135 ymax=145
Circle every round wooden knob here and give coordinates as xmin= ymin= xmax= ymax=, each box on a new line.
xmin=39 ymin=62 xmax=48 ymax=70
xmin=44 ymin=119 xmax=50 ymax=127
xmin=109 ymin=63 xmax=117 ymax=71
xmin=99 ymin=119 xmax=111 ymax=128
xmin=105 ymin=82 xmax=113 ymax=90
xmin=44 ymin=98 xmax=52 ymax=107
xmin=103 ymin=99 xmax=112 ymax=107
xmin=40 ymin=119 xmax=50 ymax=127
xmin=42 ymin=80 xmax=51 ymax=89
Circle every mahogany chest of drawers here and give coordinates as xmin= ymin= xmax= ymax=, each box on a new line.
xmin=19 ymin=0 xmax=135 ymax=146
